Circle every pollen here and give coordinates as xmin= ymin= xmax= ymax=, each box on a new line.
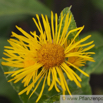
xmin=37 ymin=43 xmax=65 ymax=69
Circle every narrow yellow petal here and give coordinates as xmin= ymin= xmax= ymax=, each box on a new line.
xmin=32 ymin=18 xmax=41 ymax=33
xmin=65 ymin=53 xmax=95 ymax=62
xmin=4 ymin=71 xmax=15 ymax=74
xmin=53 ymin=13 xmax=58 ymax=43
xmin=26 ymin=82 xmax=35 ymax=95
xmin=66 ymin=61 xmax=89 ymax=77
xmin=19 ymin=82 xmax=34 ymax=95
xmin=47 ymin=69 xmax=50 ymax=86
xmin=1 ymin=62 xmax=24 ymax=68
xmin=41 ymin=14 xmax=52 ymax=43
xmin=34 ymin=15 xmax=47 ymax=43
xmin=82 ymin=44 xmax=95 ymax=52
xmin=36 ymin=73 xmax=47 ymax=102
xmin=16 ymin=26 xmax=32 ymax=39
xmin=14 ymin=64 xmax=43 ymax=82
xmin=60 ymin=64 xmax=73 ymax=81
xmin=23 ymin=73 xmax=34 ymax=87
xmin=62 ymin=26 xmax=84 ymax=46
xmin=59 ymin=14 xmax=72 ymax=45
xmin=62 ymin=74 xmax=72 ymax=95
xmin=56 ymin=77 xmax=61 ymax=86
xmin=56 ymin=67 xmax=66 ymax=91
xmin=11 ymin=32 xmax=30 ymax=44
xmin=56 ymin=12 xmax=64 ymax=44
xmin=63 ymin=90 xmax=65 ymax=95
xmin=62 ymin=63 xmax=81 ymax=87
xmin=65 ymin=35 xmax=92 ymax=53
xmin=29 ymin=72 xmax=46 ymax=98
xmin=48 ymin=68 xmax=55 ymax=91
xmin=8 ymin=78 xmax=15 ymax=82
xmin=36 ymin=14 xmax=43 ymax=33
xmin=76 ymin=41 xmax=94 ymax=48
xmin=51 ymin=11 xmax=54 ymax=39
xmin=55 ymin=82 xmax=60 ymax=92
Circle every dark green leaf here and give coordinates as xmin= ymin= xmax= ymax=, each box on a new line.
xmin=80 ymin=32 xmax=103 ymax=74
xmin=0 ymin=59 xmax=22 ymax=103
xmin=0 ymin=0 xmax=51 ymax=16
xmin=91 ymin=0 xmax=103 ymax=12
xmin=0 ymin=0 xmax=51 ymax=37
xmin=0 ymin=37 xmax=10 ymax=58
xmin=80 ymin=31 xmax=103 ymax=47
xmin=93 ymin=61 xmax=103 ymax=74
xmin=90 ymin=46 xmax=103 ymax=74
xmin=80 ymin=46 xmax=103 ymax=93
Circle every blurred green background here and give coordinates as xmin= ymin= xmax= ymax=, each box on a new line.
xmin=0 ymin=0 xmax=103 ymax=103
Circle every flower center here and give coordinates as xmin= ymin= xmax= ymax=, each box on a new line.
xmin=37 ymin=43 xmax=65 ymax=69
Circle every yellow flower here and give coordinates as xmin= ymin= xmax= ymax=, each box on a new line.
xmin=2 ymin=11 xmax=95 ymax=102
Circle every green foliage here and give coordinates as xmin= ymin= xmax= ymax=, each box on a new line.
xmin=81 ymin=45 xmax=103 ymax=93
xmin=91 ymin=0 xmax=103 ymax=12
xmin=0 ymin=0 xmax=51 ymax=37
xmin=0 ymin=59 xmax=22 ymax=103
xmin=80 ymin=31 xmax=103 ymax=47
xmin=91 ymin=46 xmax=103 ymax=73
xmin=0 ymin=38 xmax=10 ymax=58
xmin=0 ymin=0 xmax=51 ymax=16
xmin=80 ymin=32 xmax=103 ymax=74
xmin=93 ymin=61 xmax=103 ymax=74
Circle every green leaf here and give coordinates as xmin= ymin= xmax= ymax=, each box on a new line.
xmin=93 ymin=61 xmax=103 ymax=74
xmin=80 ymin=46 xmax=103 ymax=93
xmin=0 ymin=0 xmax=51 ymax=37
xmin=91 ymin=0 xmax=103 ymax=12
xmin=0 ymin=59 xmax=22 ymax=103
xmin=58 ymin=6 xmax=77 ymax=40
xmin=0 ymin=37 xmax=10 ymax=58
xmin=0 ymin=0 xmax=51 ymax=16
xmin=90 ymin=46 xmax=103 ymax=74
xmin=0 ymin=15 xmax=26 ymax=29
xmin=80 ymin=31 xmax=103 ymax=47
xmin=80 ymin=32 xmax=103 ymax=74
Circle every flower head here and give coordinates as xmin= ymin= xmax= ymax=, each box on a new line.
xmin=2 ymin=11 xmax=95 ymax=102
